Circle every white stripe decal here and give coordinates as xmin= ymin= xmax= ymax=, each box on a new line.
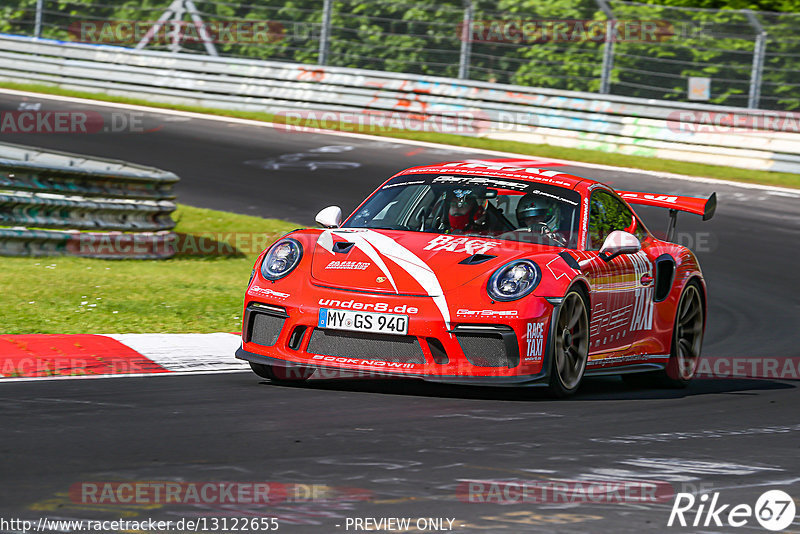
xmin=317 ymin=229 xmax=451 ymax=328
xmin=331 ymin=230 xmax=400 ymax=294
xmin=317 ymin=230 xmax=335 ymax=254
xmin=360 ymin=230 xmax=451 ymax=329
xmin=318 ymin=229 xmax=400 ymax=293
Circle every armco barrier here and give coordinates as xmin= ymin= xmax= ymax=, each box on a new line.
xmin=0 ymin=193 xmax=175 ymax=231
xmin=0 ymin=34 xmax=799 ymax=174
xmin=0 ymin=160 xmax=177 ymax=200
xmin=0 ymin=141 xmax=178 ymax=259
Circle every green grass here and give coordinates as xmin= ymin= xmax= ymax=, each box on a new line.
xmin=1 ymin=80 xmax=797 ymax=334
xmin=2 ymin=81 xmax=799 ymax=190
xmin=0 ymin=205 xmax=299 ymax=334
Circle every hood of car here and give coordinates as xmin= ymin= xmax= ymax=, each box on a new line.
xmin=310 ymin=228 xmax=562 ymax=295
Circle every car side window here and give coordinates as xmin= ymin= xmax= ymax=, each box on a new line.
xmin=587 ymin=190 xmax=644 ymax=250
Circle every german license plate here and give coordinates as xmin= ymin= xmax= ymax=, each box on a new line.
xmin=318 ymin=308 xmax=408 ymax=335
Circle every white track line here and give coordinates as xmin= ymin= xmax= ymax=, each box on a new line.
xmin=2 ymin=87 xmax=798 ymax=196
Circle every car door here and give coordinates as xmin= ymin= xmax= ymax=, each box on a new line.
xmin=582 ymin=189 xmax=654 ymax=355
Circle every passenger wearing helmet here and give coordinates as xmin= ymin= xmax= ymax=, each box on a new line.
xmin=448 ymin=190 xmax=485 ymax=233
xmin=515 ymin=193 xmax=567 ymax=246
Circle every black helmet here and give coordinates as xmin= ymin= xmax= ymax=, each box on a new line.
xmin=516 ymin=194 xmax=558 ymax=228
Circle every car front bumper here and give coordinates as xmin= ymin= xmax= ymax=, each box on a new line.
xmin=237 ymin=281 xmax=559 ymax=385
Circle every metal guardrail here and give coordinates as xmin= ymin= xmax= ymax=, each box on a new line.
xmin=0 ymin=34 xmax=798 ymax=174
xmin=0 ymin=193 xmax=175 ymax=231
xmin=0 ymin=140 xmax=179 ymax=258
xmin=0 ymin=228 xmax=177 ymax=259
xmin=0 ymin=159 xmax=177 ymax=200
xmin=6 ymin=0 xmax=800 ymax=110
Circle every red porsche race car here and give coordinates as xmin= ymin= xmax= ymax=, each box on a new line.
xmin=236 ymin=161 xmax=716 ymax=396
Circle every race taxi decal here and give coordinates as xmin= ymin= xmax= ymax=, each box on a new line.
xmin=525 ymin=321 xmax=546 ymax=362
xmin=630 ymin=252 xmax=654 ymax=331
xmin=424 ymin=235 xmax=500 ymax=255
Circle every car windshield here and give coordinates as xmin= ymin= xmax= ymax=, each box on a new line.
xmin=342 ymin=174 xmax=582 ymax=249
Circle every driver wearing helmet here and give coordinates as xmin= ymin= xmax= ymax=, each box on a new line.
xmin=448 ymin=189 xmax=485 ymax=233
xmin=516 ymin=193 xmax=567 ymax=246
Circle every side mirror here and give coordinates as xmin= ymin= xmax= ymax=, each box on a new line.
xmin=599 ymin=230 xmax=641 ymax=261
xmin=315 ymin=206 xmax=342 ymax=228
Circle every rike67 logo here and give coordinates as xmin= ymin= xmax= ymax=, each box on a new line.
xmin=668 ymin=490 xmax=796 ymax=531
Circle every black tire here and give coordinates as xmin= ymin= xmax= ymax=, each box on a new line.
xmin=250 ymin=362 xmax=315 ymax=384
xmin=664 ymin=281 xmax=705 ymax=386
xmin=547 ymin=288 xmax=590 ymax=398
xmin=622 ymin=280 xmax=705 ymax=389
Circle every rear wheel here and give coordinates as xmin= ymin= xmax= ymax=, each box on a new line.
xmin=250 ymin=362 xmax=315 ymax=384
xmin=547 ymin=289 xmax=589 ymax=398
xmin=623 ymin=281 xmax=704 ymax=388
xmin=665 ymin=282 xmax=704 ymax=385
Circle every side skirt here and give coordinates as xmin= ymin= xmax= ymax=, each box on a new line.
xmin=584 ymin=360 xmax=668 ymax=377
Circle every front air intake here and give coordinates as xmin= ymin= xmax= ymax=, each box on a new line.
xmin=455 ymin=333 xmax=509 ymax=367
xmin=452 ymin=325 xmax=520 ymax=368
xmin=249 ymin=313 xmax=286 ymax=347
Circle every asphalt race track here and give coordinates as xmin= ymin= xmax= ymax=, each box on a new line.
xmin=1 ymin=91 xmax=799 ymax=533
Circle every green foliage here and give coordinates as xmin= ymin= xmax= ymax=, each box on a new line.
xmin=489 ymin=0 xmax=606 ymax=91
xmin=2 ymin=0 xmax=799 ymax=109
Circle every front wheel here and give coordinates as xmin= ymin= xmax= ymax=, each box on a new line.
xmin=250 ymin=362 xmax=315 ymax=384
xmin=547 ymin=289 xmax=590 ymax=398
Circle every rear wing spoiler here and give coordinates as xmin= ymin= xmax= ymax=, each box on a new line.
xmin=618 ymin=191 xmax=717 ymax=241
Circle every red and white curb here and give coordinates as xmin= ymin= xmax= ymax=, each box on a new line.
xmin=0 ymin=333 xmax=246 ymax=381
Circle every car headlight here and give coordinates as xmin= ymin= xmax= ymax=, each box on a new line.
xmin=487 ymin=260 xmax=541 ymax=301
xmin=261 ymin=238 xmax=302 ymax=280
